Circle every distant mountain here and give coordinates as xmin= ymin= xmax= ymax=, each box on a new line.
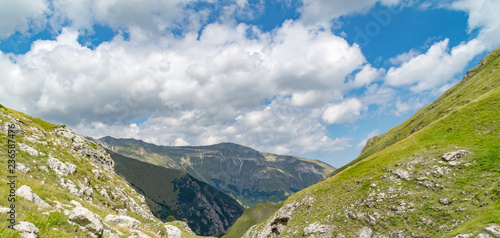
xmin=242 ymin=46 xmax=500 ymax=237
xmin=108 ymin=150 xmax=244 ymax=236
xmin=94 ymin=137 xmax=335 ymax=207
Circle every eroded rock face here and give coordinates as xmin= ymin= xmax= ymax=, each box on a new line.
xmin=68 ymin=206 xmax=104 ymax=237
xmin=104 ymin=215 xmax=140 ymax=229
xmin=14 ymin=221 xmax=39 ymax=238
xmin=53 ymin=127 xmax=114 ymax=172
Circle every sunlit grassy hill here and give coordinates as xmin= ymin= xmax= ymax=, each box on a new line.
xmin=242 ymin=47 xmax=500 ymax=237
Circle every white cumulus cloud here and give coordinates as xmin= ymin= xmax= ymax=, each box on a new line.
xmin=322 ymin=98 xmax=365 ymax=124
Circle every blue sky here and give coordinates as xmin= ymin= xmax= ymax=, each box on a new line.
xmin=1 ymin=0 xmax=499 ymax=167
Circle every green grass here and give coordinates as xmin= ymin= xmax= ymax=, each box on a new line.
xmin=331 ymin=46 xmax=500 ymax=178
xmin=245 ymin=47 xmax=500 ymax=237
xmin=223 ymin=202 xmax=281 ymax=238
xmin=0 ymin=106 xmax=202 ymax=237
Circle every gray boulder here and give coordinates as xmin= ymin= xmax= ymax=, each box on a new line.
xmin=165 ymin=225 xmax=182 ymax=238
xmin=68 ymin=206 xmax=103 ymax=237
xmin=392 ymin=169 xmax=412 ymax=181
xmin=104 ymin=215 xmax=140 ymax=229
xmin=442 ymin=150 xmax=470 ymax=161
xmin=16 ymin=163 xmax=31 ymax=173
xmin=128 ymin=229 xmax=151 ymax=238
xmin=358 ymin=226 xmax=373 ymax=238
xmin=303 ymin=221 xmax=335 ymax=237
xmin=13 ymin=221 xmax=39 ymax=238
xmin=16 ymin=185 xmax=51 ymax=208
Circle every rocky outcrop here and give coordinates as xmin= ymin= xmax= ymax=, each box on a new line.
xmin=68 ymin=207 xmax=104 ymax=237
xmin=442 ymin=150 xmax=470 ymax=161
xmin=303 ymin=222 xmax=335 ymax=237
xmin=13 ymin=221 xmax=39 ymax=238
xmin=18 ymin=143 xmax=40 ymax=156
xmin=16 ymin=185 xmax=51 ymax=208
xmin=48 ymin=157 xmax=77 ymax=176
xmin=54 ymin=127 xmax=114 ymax=172
xmin=104 ymin=215 xmax=140 ymax=229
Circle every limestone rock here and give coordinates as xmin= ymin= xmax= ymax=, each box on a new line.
xmin=18 ymin=143 xmax=39 ymax=156
xmin=485 ymin=224 xmax=500 ymax=238
xmin=452 ymin=234 xmax=473 ymax=238
xmin=169 ymin=221 xmax=195 ymax=235
xmin=392 ymin=169 xmax=412 ymax=181
xmin=61 ymin=179 xmax=79 ymax=196
xmin=48 ymin=157 xmax=77 ymax=176
xmin=0 ymin=206 xmax=11 ymax=213
xmin=13 ymin=221 xmax=39 ymax=238
xmin=104 ymin=215 xmax=140 ymax=229
xmin=303 ymin=222 xmax=335 ymax=237
xmin=38 ymin=166 xmax=49 ymax=173
xmin=442 ymin=150 xmax=470 ymax=161
xmin=476 ymin=233 xmax=493 ymax=238
xmin=68 ymin=206 xmax=103 ymax=237
xmin=165 ymin=225 xmax=182 ymax=238
xmin=16 ymin=163 xmax=31 ymax=173
xmin=16 ymin=185 xmax=51 ymax=208
xmin=439 ymin=198 xmax=450 ymax=205
xmin=53 ymin=127 xmax=114 ymax=172
xmin=129 ymin=229 xmax=151 ymax=238
xmin=358 ymin=226 xmax=373 ymax=238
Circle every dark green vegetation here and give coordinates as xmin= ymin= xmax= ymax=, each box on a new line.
xmin=244 ymin=47 xmax=500 ymax=237
xmin=109 ymin=150 xmax=244 ymax=236
xmin=223 ymin=202 xmax=281 ymax=238
xmin=95 ymin=137 xmax=335 ymax=207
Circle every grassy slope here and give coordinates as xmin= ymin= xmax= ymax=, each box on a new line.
xmin=0 ymin=105 xmax=204 ymax=237
xmin=223 ymin=202 xmax=281 ymax=238
xmin=331 ymin=47 xmax=500 ymax=177
xmin=247 ymin=48 xmax=500 ymax=237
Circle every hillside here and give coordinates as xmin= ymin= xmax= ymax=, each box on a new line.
xmin=109 ymin=150 xmax=244 ymax=236
xmin=223 ymin=202 xmax=281 ymax=238
xmin=94 ymin=137 xmax=335 ymax=207
xmin=242 ymin=47 xmax=500 ymax=237
xmin=0 ymin=105 xmax=204 ymax=237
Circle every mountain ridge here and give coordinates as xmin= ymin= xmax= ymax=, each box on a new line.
xmin=94 ymin=136 xmax=335 ymax=207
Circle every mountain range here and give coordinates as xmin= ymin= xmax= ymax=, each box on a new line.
xmin=94 ymin=136 xmax=335 ymax=208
